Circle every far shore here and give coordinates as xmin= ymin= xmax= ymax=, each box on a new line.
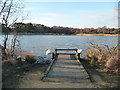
xmin=1 ymin=33 xmax=119 ymax=36
xmin=76 ymin=33 xmax=119 ymax=36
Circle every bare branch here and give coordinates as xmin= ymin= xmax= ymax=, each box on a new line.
xmin=0 ymin=0 xmax=7 ymax=16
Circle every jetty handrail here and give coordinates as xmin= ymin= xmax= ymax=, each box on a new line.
xmin=55 ymin=48 xmax=78 ymax=50
xmin=55 ymin=48 xmax=78 ymax=52
xmin=55 ymin=48 xmax=82 ymax=55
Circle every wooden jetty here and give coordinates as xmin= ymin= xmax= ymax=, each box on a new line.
xmin=42 ymin=48 xmax=90 ymax=83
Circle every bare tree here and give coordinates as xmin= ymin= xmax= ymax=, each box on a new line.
xmin=0 ymin=0 xmax=24 ymax=60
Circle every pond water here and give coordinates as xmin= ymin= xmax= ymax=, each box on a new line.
xmin=0 ymin=35 xmax=118 ymax=57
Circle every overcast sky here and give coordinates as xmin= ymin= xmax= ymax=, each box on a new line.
xmin=23 ymin=1 xmax=118 ymax=28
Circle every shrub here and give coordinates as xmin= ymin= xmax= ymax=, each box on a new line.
xmin=86 ymin=43 xmax=119 ymax=73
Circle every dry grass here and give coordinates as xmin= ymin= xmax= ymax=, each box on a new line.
xmin=21 ymin=52 xmax=36 ymax=63
xmin=86 ymin=43 xmax=119 ymax=73
xmin=76 ymin=34 xmax=119 ymax=36
xmin=2 ymin=51 xmax=37 ymax=64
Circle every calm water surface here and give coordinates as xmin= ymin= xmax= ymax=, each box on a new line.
xmin=1 ymin=35 xmax=118 ymax=57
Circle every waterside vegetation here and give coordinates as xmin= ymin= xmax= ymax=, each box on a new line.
xmin=2 ymin=22 xmax=120 ymax=35
xmin=86 ymin=43 xmax=120 ymax=73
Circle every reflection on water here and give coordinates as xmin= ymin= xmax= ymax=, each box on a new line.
xmin=0 ymin=35 xmax=118 ymax=57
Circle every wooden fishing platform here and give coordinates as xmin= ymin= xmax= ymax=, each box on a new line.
xmin=42 ymin=48 xmax=90 ymax=83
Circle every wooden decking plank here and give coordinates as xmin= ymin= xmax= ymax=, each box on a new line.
xmin=43 ymin=54 xmax=90 ymax=83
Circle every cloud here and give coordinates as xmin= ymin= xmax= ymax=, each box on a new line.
xmin=24 ymin=17 xmax=59 ymax=27
xmin=24 ymin=9 xmax=117 ymax=28
xmin=65 ymin=9 xmax=118 ymax=28
xmin=23 ymin=12 xmax=68 ymax=27
xmin=37 ymin=17 xmax=58 ymax=25
xmin=82 ymin=10 xmax=117 ymax=28
xmin=23 ymin=4 xmax=118 ymax=28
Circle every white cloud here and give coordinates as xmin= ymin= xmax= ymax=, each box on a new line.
xmin=82 ymin=10 xmax=117 ymax=28
xmin=23 ymin=12 xmax=68 ymax=27
xmin=24 ymin=17 xmax=59 ymax=26
xmin=64 ymin=9 xmax=118 ymax=28
xmin=23 ymin=7 xmax=118 ymax=28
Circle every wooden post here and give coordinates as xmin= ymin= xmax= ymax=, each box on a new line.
xmin=77 ymin=49 xmax=82 ymax=60
xmin=77 ymin=53 xmax=80 ymax=60
xmin=52 ymin=53 xmax=54 ymax=60
xmin=75 ymin=49 xmax=77 ymax=53
xmin=55 ymin=49 xmax=58 ymax=56
xmin=55 ymin=49 xmax=57 ymax=54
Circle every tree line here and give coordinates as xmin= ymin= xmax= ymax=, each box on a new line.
xmin=2 ymin=22 xmax=120 ymax=35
